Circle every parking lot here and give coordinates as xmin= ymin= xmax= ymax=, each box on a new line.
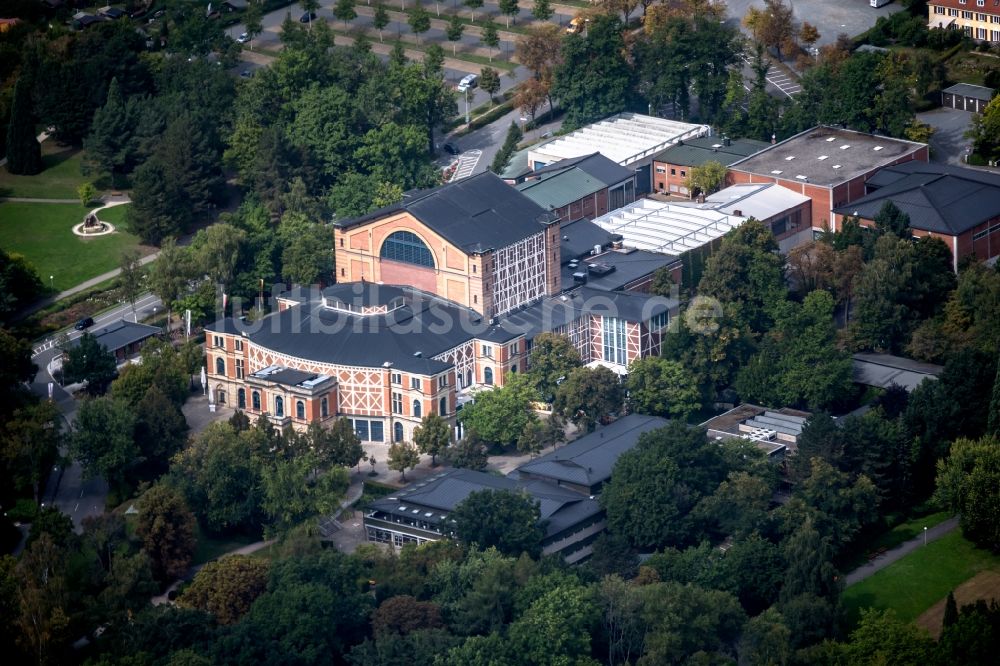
xmin=917 ymin=106 xmax=975 ymax=165
xmin=726 ymin=0 xmax=905 ymax=47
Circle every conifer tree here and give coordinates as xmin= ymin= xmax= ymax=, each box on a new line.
xmin=5 ymin=76 xmax=42 ymax=175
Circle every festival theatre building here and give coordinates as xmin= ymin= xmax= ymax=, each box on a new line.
xmin=205 ymin=173 xmax=674 ymax=442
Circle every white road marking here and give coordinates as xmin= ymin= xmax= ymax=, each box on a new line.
xmin=450 ymin=150 xmax=483 ymax=182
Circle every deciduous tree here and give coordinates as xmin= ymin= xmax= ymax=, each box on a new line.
xmin=71 ymin=397 xmax=137 ymax=491
xmin=136 ymin=483 xmax=197 ymax=583
xmin=934 ymin=436 xmax=1000 ymax=552
xmin=62 ymin=332 xmax=118 ymax=395
xmin=626 ymin=356 xmax=701 ymax=419
xmin=458 ymin=373 xmax=539 ymax=447
xmin=554 ymin=365 xmax=623 ymax=431
xmin=388 ymin=441 xmax=421 ymax=481
xmin=528 ymin=332 xmax=582 ymax=401
xmin=177 ymin=556 xmax=270 ymax=625
xmin=452 ymin=489 xmax=544 ymax=557
xmin=414 ymin=413 xmax=452 ymax=466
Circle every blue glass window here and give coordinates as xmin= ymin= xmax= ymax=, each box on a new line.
xmin=380 ymin=231 xmax=435 ymax=268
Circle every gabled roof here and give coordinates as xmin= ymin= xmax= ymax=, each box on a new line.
xmin=337 ymin=172 xmax=557 ymax=254
xmin=515 ymin=414 xmax=669 ymax=488
xmin=72 ymin=320 xmax=161 ymax=352
xmin=942 ymin=83 xmax=996 ymax=102
xmin=652 ymin=136 xmax=769 ymax=168
xmin=560 ymin=248 xmax=680 ymax=293
xmin=833 ymin=162 xmax=1000 ymax=235
xmin=517 ymin=153 xmax=635 ymax=211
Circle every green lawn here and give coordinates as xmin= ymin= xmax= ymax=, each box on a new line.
xmin=842 ymin=511 xmax=953 ymax=571
xmin=193 ymin=527 xmax=260 ymax=566
xmin=0 ymin=147 xmax=87 ymax=200
xmin=97 ymin=203 xmax=131 ymax=229
xmin=0 ymin=202 xmax=149 ymax=291
xmin=842 ymin=531 xmax=1000 ymax=627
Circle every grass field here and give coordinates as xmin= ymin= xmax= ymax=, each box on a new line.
xmin=97 ymin=203 xmax=131 ymax=227
xmin=842 ymin=511 xmax=952 ymax=571
xmin=0 ymin=147 xmax=87 ymax=200
xmin=0 ymin=202 xmax=149 ymax=291
xmin=193 ymin=527 xmax=260 ymax=566
xmin=842 ymin=531 xmax=1000 ymax=627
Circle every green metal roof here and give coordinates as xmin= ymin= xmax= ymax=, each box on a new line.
xmin=653 ymin=136 xmax=769 ymax=168
xmin=516 ymin=168 xmax=607 ymax=210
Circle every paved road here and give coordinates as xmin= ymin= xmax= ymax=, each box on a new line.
xmin=724 ymin=0 xmax=903 ymax=48
xmin=844 ymin=516 xmax=960 ymax=587
xmin=33 ymin=293 xmax=164 ymax=532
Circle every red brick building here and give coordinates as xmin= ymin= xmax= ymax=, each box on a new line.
xmin=651 ymin=136 xmax=768 ymax=197
xmin=832 ymin=161 xmax=1000 ymax=271
xmin=516 ymin=153 xmax=638 ymax=222
xmin=728 ymin=126 xmax=929 ymax=232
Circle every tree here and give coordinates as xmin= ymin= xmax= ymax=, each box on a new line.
xmin=61 ymin=332 xmax=118 ymax=395
xmin=134 ymin=385 xmax=189 ymax=479
xmin=498 ymin=0 xmax=520 ymax=28
xmin=532 ymin=0 xmax=553 ymax=22
xmin=845 ymin=609 xmax=937 ymax=665
xmin=554 ymin=365 xmax=623 ymax=431
xmin=944 ymin=590 xmax=959 ymax=629
xmin=685 ymin=160 xmax=728 ymax=197
xmin=128 ymin=156 xmax=186 ymax=244
xmin=508 ymin=583 xmax=598 ymax=664
xmin=528 ymin=333 xmax=583 ymax=400
xmin=481 ymin=17 xmax=500 ymax=61
xmin=464 ymin=0 xmax=484 ymax=23
xmin=149 ymin=237 xmax=193 ymax=330
xmin=177 ymin=556 xmax=269 ymax=625
xmin=451 ymin=489 xmax=544 ymax=557
xmin=874 ymin=200 xmax=911 ymax=238
xmin=626 ymin=356 xmax=701 ymax=419
xmin=409 ymin=1 xmax=432 ymax=43
xmin=445 ymin=12 xmax=465 ymax=55
xmin=119 ymin=249 xmax=142 ymax=323
xmin=5 ymin=75 xmax=42 ymax=175
xmin=70 ymin=397 xmax=137 ymax=489
xmin=441 ymin=431 xmax=489 ymax=470
xmin=83 ymin=77 xmax=144 ymax=186
xmin=300 ymin=0 xmax=319 ymax=28
xmin=414 ymin=413 xmax=452 ymax=466
xmin=0 ymin=249 xmax=46 ymax=321
xmin=388 ymin=441 xmax=421 ymax=481
xmin=602 ymin=422 xmax=729 ymax=550
xmin=480 ymin=66 xmax=501 ymax=104
xmin=968 ymin=92 xmax=1000 ymax=162
xmin=800 ymin=21 xmax=820 ymax=49
xmin=1 ymin=401 xmax=61 ymax=503
xmin=244 ymin=1 xmax=263 ymax=50
xmin=334 ymin=0 xmax=357 ymax=26
xmin=934 ymin=436 xmax=1000 ymax=552
xmin=374 ymin=3 xmax=390 ymax=42
xmin=744 ymin=0 xmax=795 ymax=60
xmin=280 ymin=223 xmax=333 ymax=285
xmin=552 ymin=15 xmax=634 ymax=129
xmin=372 ymin=595 xmax=445 ymax=636
xmin=15 ymin=534 xmax=69 ymax=666
xmin=458 ymin=374 xmax=539 ymax=447
xmin=77 ymin=182 xmax=97 ymax=207
xmin=849 ymin=235 xmax=919 ymax=353
xmin=136 ymin=483 xmax=197 ymax=583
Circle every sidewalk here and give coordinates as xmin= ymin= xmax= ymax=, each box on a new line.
xmin=844 ymin=516 xmax=960 ymax=587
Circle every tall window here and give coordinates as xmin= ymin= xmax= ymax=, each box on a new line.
xmin=321 ymin=397 xmax=329 ymax=418
xmin=413 ymin=400 xmax=422 ymax=418
xmin=238 ymin=388 xmax=246 ymax=409
xmin=411 ymin=377 xmax=421 ymax=390
xmin=296 ymin=400 xmax=305 ymax=419
xmin=235 ymin=358 xmax=244 ymax=379
xmin=252 ymin=391 xmax=261 ymax=411
xmin=603 ymin=317 xmax=628 ymax=365
xmin=392 ymin=392 xmax=403 ymax=414
xmin=275 ymin=396 xmax=284 ymax=417
xmin=484 ymin=367 xmax=494 ymax=385
xmin=439 ymin=397 xmax=447 ymax=415
xmin=215 ymin=357 xmax=225 ymax=375
xmin=380 ymin=231 xmax=435 ymax=268
xmin=650 ymin=311 xmax=669 ymax=331
xmin=394 ymin=422 xmax=404 ymax=442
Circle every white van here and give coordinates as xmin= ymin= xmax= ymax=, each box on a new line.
xmin=870 ymin=0 xmax=892 ymax=7
xmin=457 ymin=74 xmax=478 ymax=93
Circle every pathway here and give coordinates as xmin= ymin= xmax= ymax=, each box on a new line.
xmin=844 ymin=516 xmax=960 ymax=587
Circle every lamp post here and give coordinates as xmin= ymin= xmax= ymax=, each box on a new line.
xmin=924 ymin=525 xmax=928 ymax=546
xmin=465 ymin=87 xmax=470 ymax=125
xmin=49 ymin=275 xmax=54 ymax=290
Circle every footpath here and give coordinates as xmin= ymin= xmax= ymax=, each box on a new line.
xmin=844 ymin=516 xmax=960 ymax=587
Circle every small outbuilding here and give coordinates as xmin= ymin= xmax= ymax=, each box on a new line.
xmin=941 ymin=83 xmax=996 ymax=114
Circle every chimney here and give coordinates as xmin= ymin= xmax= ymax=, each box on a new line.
xmin=733 ymin=209 xmax=742 ymax=217
xmin=697 ymin=193 xmax=706 ymax=204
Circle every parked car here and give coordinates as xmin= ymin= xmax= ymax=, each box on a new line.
xmin=153 ymin=9 xmax=165 ymax=18
xmin=443 ymin=143 xmax=461 ymax=155
xmin=566 ymin=17 xmax=587 ymax=34
xmin=240 ymin=69 xmax=252 ymax=78
xmin=457 ymin=74 xmax=478 ymax=93
xmin=299 ymin=11 xmax=316 ymax=22
xmin=75 ymin=317 xmax=94 ymax=331
xmin=237 ymin=32 xmax=250 ymax=43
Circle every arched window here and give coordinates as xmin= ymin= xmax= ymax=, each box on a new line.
xmin=380 ymin=231 xmax=436 ymax=268
xmin=252 ymin=391 xmax=261 ymax=411
xmin=413 ymin=400 xmax=422 ymax=418
xmin=238 ymin=388 xmax=246 ymax=409
xmin=484 ymin=367 xmax=493 ymax=385
xmin=394 ymin=422 xmax=404 ymax=442
xmin=511 ymin=364 xmax=517 ymax=374
xmin=275 ymin=396 xmax=284 ymax=417
xmin=296 ymin=400 xmax=305 ymax=419
xmin=439 ymin=397 xmax=447 ymax=415
xmin=215 ymin=357 xmax=225 ymax=375
xmin=216 ymin=388 xmax=226 ymax=404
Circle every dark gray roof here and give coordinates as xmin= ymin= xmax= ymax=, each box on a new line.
xmin=266 ymin=368 xmax=321 ymax=386
xmin=531 ymin=152 xmax=636 ymax=185
xmin=207 ymin=285 xmax=518 ymax=375
xmin=561 ymin=249 xmax=680 ymax=293
xmin=514 ymin=415 xmax=669 ymax=488
xmin=833 ymin=162 xmax=1000 ymax=235
xmin=321 ymin=283 xmax=407 ymax=308
xmin=498 ymin=287 xmax=677 ymax=340
xmin=560 ymin=218 xmax=619 ymax=261
xmin=337 ymin=172 xmax=557 ymax=254
xmin=369 ymin=468 xmax=603 ymax=539
xmin=729 ymin=126 xmax=926 ymax=188
xmin=943 ymin=83 xmax=995 ymax=101
xmin=653 ymin=136 xmax=769 ymax=168
xmin=73 ymin=320 xmax=160 ymax=352
xmin=852 ymin=353 xmax=942 ymax=392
